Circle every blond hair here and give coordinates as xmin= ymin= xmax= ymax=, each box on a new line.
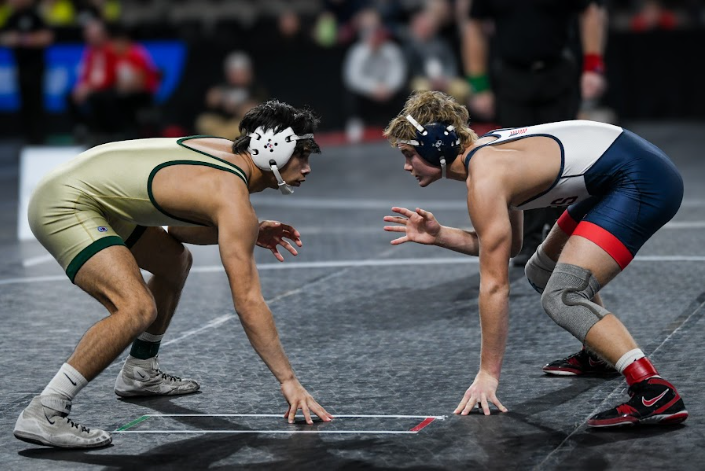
xmin=384 ymin=90 xmax=477 ymax=149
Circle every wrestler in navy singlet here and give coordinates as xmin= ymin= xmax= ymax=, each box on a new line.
xmin=464 ymin=120 xmax=684 ymax=269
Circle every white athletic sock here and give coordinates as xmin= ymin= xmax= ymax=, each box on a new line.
xmin=137 ymin=332 xmax=164 ymax=343
xmin=41 ymin=363 xmax=88 ymax=401
xmin=615 ymin=348 xmax=646 ymax=374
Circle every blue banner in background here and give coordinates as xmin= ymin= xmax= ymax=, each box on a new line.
xmin=0 ymin=40 xmax=187 ymax=112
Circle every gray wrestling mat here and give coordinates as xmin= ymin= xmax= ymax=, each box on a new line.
xmin=1 ymin=123 xmax=704 ymax=470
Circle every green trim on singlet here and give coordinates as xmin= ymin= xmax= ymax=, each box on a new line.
xmin=176 ymin=135 xmax=249 ymax=184
xmin=148 ymin=161 xmax=248 ymax=226
xmin=66 ymin=236 xmax=125 ymax=283
xmin=124 ymin=225 xmax=147 ymax=248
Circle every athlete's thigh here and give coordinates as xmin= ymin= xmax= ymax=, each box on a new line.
xmin=544 ymin=197 xmax=601 ymax=262
xmin=74 ymin=244 xmax=152 ymax=313
xmin=129 ymin=226 xmax=189 ymax=277
xmin=541 ymin=222 xmax=571 ymax=260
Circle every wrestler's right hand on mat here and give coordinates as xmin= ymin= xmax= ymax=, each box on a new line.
xmin=454 ymin=370 xmax=508 ymax=416
xmin=281 ymin=378 xmax=333 ymax=425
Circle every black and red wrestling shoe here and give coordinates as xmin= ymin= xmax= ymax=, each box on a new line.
xmin=543 ymin=348 xmax=618 ymax=376
xmin=587 ymin=376 xmax=688 ymax=427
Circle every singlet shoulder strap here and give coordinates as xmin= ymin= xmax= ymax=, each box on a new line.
xmin=463 ymin=130 xmax=504 ymax=170
xmin=176 ymin=135 xmax=249 ymax=185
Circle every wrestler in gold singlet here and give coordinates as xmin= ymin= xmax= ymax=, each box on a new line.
xmin=28 ymin=136 xmax=247 ymax=281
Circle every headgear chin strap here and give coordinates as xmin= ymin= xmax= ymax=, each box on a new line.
xmin=397 ymin=114 xmax=460 ymax=179
xmin=247 ymin=126 xmax=314 ymax=195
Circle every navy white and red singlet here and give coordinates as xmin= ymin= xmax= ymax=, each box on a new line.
xmin=464 ymin=120 xmax=684 ymax=269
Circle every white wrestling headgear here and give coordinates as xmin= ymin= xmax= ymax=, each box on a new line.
xmin=247 ymin=126 xmax=314 ymax=195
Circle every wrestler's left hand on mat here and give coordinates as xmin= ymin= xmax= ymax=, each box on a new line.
xmin=256 ymin=220 xmax=302 ymax=262
xmin=454 ymin=370 xmax=508 ymax=416
xmin=281 ymin=378 xmax=333 ymax=425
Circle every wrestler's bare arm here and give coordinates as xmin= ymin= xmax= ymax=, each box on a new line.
xmin=169 ymin=221 xmax=302 ymax=263
xmin=383 ymin=207 xmax=521 ymax=257
xmin=508 ymin=209 xmax=523 ymax=257
xmin=469 ymin=182 xmax=513 ymax=379
xmin=212 ymin=185 xmax=331 ymax=423
xmin=214 ymin=197 xmax=297 ymax=382
xmin=454 ymin=176 xmax=513 ymax=416
xmin=168 ymin=226 xmax=219 ymax=245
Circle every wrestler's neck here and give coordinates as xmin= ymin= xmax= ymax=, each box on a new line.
xmin=231 ymin=152 xmax=278 ymax=193
xmin=444 ymin=146 xmax=473 ymax=182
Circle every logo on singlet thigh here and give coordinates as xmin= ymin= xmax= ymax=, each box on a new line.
xmin=97 ymin=226 xmax=108 ymax=232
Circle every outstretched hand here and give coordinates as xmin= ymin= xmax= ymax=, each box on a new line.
xmin=383 ymin=207 xmax=442 ymax=246
xmin=256 ymin=220 xmax=302 ymax=262
xmin=454 ymin=370 xmax=508 ymax=416
xmin=281 ymin=378 xmax=333 ymax=425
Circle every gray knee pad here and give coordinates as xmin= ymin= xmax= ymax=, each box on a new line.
xmin=525 ymin=243 xmax=556 ymax=294
xmin=541 ymin=263 xmax=610 ymax=342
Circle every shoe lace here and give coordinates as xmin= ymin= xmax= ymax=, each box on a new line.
xmin=157 ymin=369 xmax=181 ymax=382
xmin=66 ymin=417 xmax=90 ymax=433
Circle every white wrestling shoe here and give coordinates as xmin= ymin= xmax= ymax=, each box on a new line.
xmin=114 ymin=355 xmax=200 ymax=397
xmin=14 ymin=395 xmax=112 ymax=448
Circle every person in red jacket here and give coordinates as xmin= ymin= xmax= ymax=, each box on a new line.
xmin=68 ymin=18 xmax=119 ymax=141
xmin=112 ymin=24 xmax=160 ymax=135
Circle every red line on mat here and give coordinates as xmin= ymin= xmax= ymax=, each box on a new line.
xmin=409 ymin=417 xmax=435 ymax=433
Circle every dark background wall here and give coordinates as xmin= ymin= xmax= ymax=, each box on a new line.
xmin=0 ymin=27 xmax=703 ymax=139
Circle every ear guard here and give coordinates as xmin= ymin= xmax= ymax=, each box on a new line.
xmin=248 ymin=126 xmax=314 ymax=195
xmin=397 ymin=115 xmax=460 ymax=179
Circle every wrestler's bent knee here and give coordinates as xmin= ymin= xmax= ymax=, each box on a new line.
xmin=525 ymin=243 xmax=556 ymax=294
xmin=122 ymin=299 xmax=158 ymax=332
xmin=541 ymin=263 xmax=610 ymax=342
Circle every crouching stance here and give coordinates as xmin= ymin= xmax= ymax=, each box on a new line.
xmin=383 ymin=90 xmax=687 ymax=427
xmin=15 ymin=100 xmax=332 ymax=448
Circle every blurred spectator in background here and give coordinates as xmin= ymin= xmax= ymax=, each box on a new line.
xmin=278 ymin=8 xmax=301 ymax=41
xmin=112 ymin=23 xmax=159 ymax=136
xmin=463 ymin=0 xmax=608 ymax=266
xmin=1 ymin=0 xmax=54 ymax=144
xmin=313 ymin=0 xmax=368 ymax=47
xmin=424 ymin=0 xmax=457 ymax=41
xmin=68 ymin=17 xmax=117 ymax=141
xmin=40 ymin=0 xmax=76 ymax=27
xmin=342 ymin=8 xmax=406 ymax=142
xmin=0 ymin=3 xmax=12 ymax=27
xmin=403 ymin=7 xmax=469 ymax=104
xmin=313 ymin=0 xmax=404 ymax=47
xmin=73 ymin=0 xmax=120 ymax=24
xmin=195 ymin=51 xmax=266 ymax=139
xmin=630 ymin=0 xmax=678 ymax=31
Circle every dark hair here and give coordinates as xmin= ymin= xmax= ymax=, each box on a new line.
xmin=232 ymin=100 xmax=321 ymax=156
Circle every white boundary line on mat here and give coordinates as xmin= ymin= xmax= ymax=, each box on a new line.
xmin=140 ymin=413 xmax=446 ymax=419
xmin=114 ymin=414 xmax=445 ymax=435
xmin=7 ymin=254 xmax=705 ymax=286
xmin=116 ymin=430 xmax=421 ymax=435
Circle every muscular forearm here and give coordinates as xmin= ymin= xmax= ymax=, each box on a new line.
xmin=477 ymin=288 xmax=510 ymax=378
xmin=462 ymin=20 xmax=488 ymax=77
xmin=580 ymin=3 xmax=606 ymax=55
xmin=168 ymin=226 xmax=218 ymax=245
xmin=435 ymin=226 xmax=480 ymax=256
xmin=237 ymin=302 xmax=296 ymax=384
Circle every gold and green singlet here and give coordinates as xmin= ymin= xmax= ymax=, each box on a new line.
xmin=27 ymin=136 xmax=247 ymax=282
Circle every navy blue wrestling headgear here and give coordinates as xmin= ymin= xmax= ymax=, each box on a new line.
xmin=397 ymin=114 xmax=460 ymax=178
